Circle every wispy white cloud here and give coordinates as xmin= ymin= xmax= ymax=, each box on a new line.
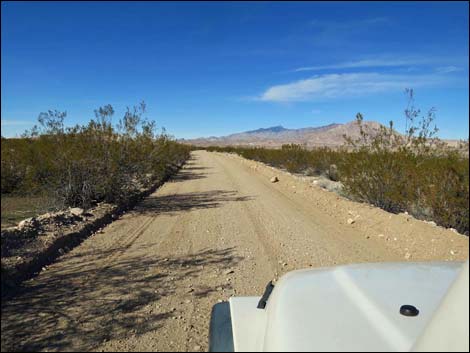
xmin=293 ymin=57 xmax=431 ymax=72
xmin=435 ymin=66 xmax=462 ymax=74
xmin=258 ymin=72 xmax=449 ymax=102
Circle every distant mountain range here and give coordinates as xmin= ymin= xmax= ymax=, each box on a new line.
xmin=180 ymin=120 xmax=388 ymax=148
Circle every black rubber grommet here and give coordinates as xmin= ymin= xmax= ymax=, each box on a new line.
xmin=400 ymin=304 xmax=419 ymax=317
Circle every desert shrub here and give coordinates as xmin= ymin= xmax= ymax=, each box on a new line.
xmin=1 ymin=138 xmax=27 ymax=193
xmin=279 ymin=144 xmax=309 ymax=173
xmin=418 ymin=152 xmax=469 ymax=233
xmin=205 ymin=144 xmax=344 ymax=177
xmin=338 ymin=89 xmax=469 ymax=234
xmin=340 ymin=148 xmax=469 ymax=234
xmin=1 ymin=102 xmax=191 ymax=209
xmin=340 ymin=149 xmax=417 ymax=212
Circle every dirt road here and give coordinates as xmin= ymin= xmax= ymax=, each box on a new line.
xmin=2 ymin=151 xmax=468 ymax=352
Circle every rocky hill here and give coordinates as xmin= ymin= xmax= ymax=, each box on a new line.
xmin=181 ymin=120 xmax=386 ymax=148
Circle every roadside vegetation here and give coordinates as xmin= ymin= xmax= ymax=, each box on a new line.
xmin=204 ymin=90 xmax=469 ymax=235
xmin=1 ymin=102 xmax=191 ymax=226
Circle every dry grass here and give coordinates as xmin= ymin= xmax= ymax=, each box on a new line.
xmin=1 ymin=195 xmax=57 ymax=229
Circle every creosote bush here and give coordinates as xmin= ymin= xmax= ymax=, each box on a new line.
xmin=1 ymin=102 xmax=191 ymax=209
xmin=205 ymin=144 xmax=344 ymax=176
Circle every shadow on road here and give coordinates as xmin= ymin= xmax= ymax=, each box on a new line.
xmin=169 ymin=165 xmax=211 ymax=183
xmin=136 ymin=153 xmax=254 ymax=216
xmin=134 ymin=190 xmax=254 ymax=216
xmin=167 ymin=154 xmax=210 ymax=184
xmin=1 ymin=247 xmax=243 ymax=352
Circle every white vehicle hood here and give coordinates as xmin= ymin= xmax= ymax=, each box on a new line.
xmin=229 ymin=261 xmax=466 ymax=352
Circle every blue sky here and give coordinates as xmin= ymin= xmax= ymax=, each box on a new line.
xmin=1 ymin=1 xmax=469 ymax=139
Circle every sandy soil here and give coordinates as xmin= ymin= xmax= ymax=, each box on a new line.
xmin=1 ymin=150 xmax=468 ymax=352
